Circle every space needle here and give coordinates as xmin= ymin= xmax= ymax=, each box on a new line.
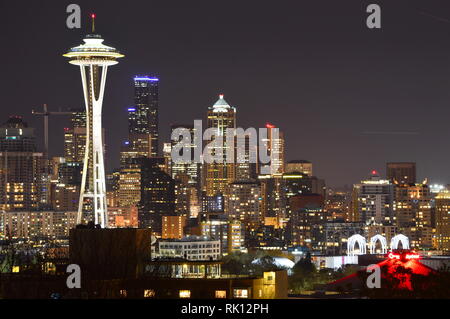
xmin=63 ymin=14 xmax=124 ymax=227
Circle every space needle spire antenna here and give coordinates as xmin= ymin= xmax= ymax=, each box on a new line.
xmin=63 ymin=14 xmax=124 ymax=228
xmin=91 ymin=13 xmax=96 ymax=33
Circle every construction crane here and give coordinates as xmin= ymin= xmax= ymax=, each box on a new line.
xmin=32 ymin=104 xmax=72 ymax=155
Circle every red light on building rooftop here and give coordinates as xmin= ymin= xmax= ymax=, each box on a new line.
xmin=388 ymin=252 xmax=420 ymax=260
xmin=266 ymin=123 xmax=275 ymax=129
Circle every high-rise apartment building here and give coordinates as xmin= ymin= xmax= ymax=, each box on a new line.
xmin=225 ymin=180 xmax=262 ymax=230
xmin=287 ymin=206 xmax=326 ymax=252
xmin=393 ymin=183 xmax=433 ymax=249
xmin=435 ymin=190 xmax=450 ymax=252
xmin=0 ymin=117 xmax=47 ymax=211
xmin=162 ymin=215 xmax=187 ymax=239
xmin=352 ymin=171 xmax=394 ymax=225
xmin=0 ymin=210 xmax=77 ymax=239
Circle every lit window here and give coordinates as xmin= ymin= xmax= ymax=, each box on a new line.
xmin=144 ymin=289 xmax=155 ymax=298
xmin=119 ymin=289 xmax=127 ymax=298
xmin=233 ymin=289 xmax=248 ymax=299
xmin=179 ymin=290 xmax=191 ymax=298
xmin=215 ymin=290 xmax=226 ymax=298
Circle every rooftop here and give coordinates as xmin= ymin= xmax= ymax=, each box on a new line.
xmin=210 ymin=94 xmax=235 ymax=112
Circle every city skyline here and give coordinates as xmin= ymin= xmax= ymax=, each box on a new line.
xmin=1 ymin=0 xmax=450 ymax=301
xmin=2 ymin=0 xmax=450 ymax=189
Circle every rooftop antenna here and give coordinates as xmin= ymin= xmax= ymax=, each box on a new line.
xmin=91 ymin=13 xmax=96 ymax=33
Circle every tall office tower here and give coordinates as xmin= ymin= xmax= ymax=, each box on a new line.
xmin=386 ymin=162 xmax=416 ymax=184
xmin=64 ymin=108 xmax=86 ymax=163
xmin=286 ymin=206 xmax=326 ymax=252
xmin=235 ymin=134 xmax=258 ymax=181
xmin=435 ymin=190 xmax=450 ymax=252
xmin=162 ymin=142 xmax=172 ymax=175
xmin=64 ymin=24 xmax=124 ymax=227
xmin=105 ymin=170 xmax=120 ymax=207
xmin=118 ymin=157 xmax=142 ymax=208
xmin=119 ymin=135 xmax=152 ymax=167
xmin=261 ymin=123 xmax=284 ymax=176
xmin=137 ymin=157 xmax=175 ymax=234
xmin=174 ymin=175 xmax=190 ymax=216
xmin=225 ymin=180 xmax=262 ymax=231
xmin=285 ymin=160 xmax=312 ymax=176
xmin=205 ymin=94 xmax=236 ymax=196
xmin=130 ymin=76 xmax=159 ymax=157
xmin=170 ymin=124 xmax=201 ymax=187
xmin=352 ymin=171 xmax=394 ymax=225
xmin=259 ymin=175 xmax=286 ymax=220
xmin=0 ymin=117 xmax=46 ymax=211
xmin=393 ymin=183 xmax=433 ymax=249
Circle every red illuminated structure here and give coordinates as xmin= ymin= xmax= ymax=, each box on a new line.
xmin=328 ymin=250 xmax=436 ymax=292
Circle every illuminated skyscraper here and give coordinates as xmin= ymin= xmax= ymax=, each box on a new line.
xmin=260 ymin=123 xmax=284 ymax=177
xmin=352 ymin=171 xmax=394 ymax=225
xmin=64 ymin=17 xmax=124 ymax=227
xmin=205 ymin=94 xmax=236 ymax=196
xmin=129 ymin=76 xmax=159 ymax=157
xmin=170 ymin=124 xmax=200 ymax=187
xmin=64 ymin=108 xmax=86 ymax=163
xmin=138 ymin=157 xmax=175 ymax=234
xmin=435 ymin=190 xmax=450 ymax=252
xmin=393 ymin=182 xmax=433 ymax=249
xmin=225 ymin=180 xmax=262 ymax=230
xmin=0 ymin=117 xmax=46 ymax=211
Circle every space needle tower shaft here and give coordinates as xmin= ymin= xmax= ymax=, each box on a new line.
xmin=63 ymin=14 xmax=124 ymax=227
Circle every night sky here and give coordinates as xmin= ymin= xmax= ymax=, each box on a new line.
xmin=1 ymin=0 xmax=450 ymax=187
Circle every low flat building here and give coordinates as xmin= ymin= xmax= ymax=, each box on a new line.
xmin=158 ymin=235 xmax=221 ymax=260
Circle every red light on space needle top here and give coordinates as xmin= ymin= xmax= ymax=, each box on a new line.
xmin=91 ymin=13 xmax=96 ymax=19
